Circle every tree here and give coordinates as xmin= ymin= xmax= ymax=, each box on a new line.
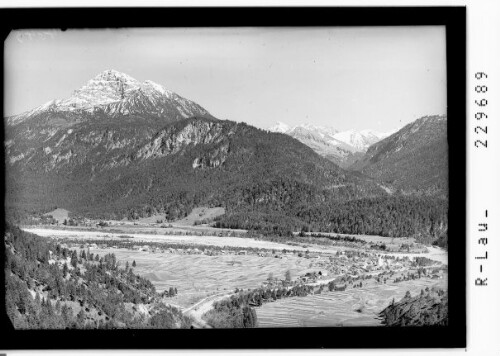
xmin=285 ymin=270 xmax=292 ymax=283
xmin=242 ymin=306 xmax=257 ymax=328
xmin=76 ymin=309 xmax=85 ymax=327
xmin=71 ymin=251 xmax=78 ymax=268
xmin=132 ymin=260 xmax=136 ymax=268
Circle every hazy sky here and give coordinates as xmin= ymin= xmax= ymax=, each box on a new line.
xmin=4 ymin=27 xmax=446 ymax=132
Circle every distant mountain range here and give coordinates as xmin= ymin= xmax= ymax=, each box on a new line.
xmin=5 ymin=70 xmax=448 ymax=241
xmin=268 ymin=122 xmax=394 ymax=167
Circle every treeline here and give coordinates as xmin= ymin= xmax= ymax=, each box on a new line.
xmin=204 ymin=277 xmax=365 ymax=328
xmin=215 ymin=196 xmax=448 ymax=246
xmin=203 ymin=283 xmax=317 ymax=328
xmin=298 ymin=196 xmax=448 ymax=241
xmin=379 ymin=288 xmax=448 ymax=326
xmin=61 ymin=238 xmax=297 ymax=256
xmin=214 ymin=211 xmax=302 ymax=237
xmin=306 ymin=233 xmax=367 ymax=244
xmin=5 ymin=224 xmax=191 ymax=329
xmin=203 ymin=298 xmax=258 ymax=329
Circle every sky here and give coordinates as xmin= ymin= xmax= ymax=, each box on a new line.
xmin=4 ymin=27 xmax=446 ymax=132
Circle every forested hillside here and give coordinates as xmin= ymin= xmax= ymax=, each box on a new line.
xmin=349 ymin=115 xmax=448 ymax=196
xmin=216 ymin=196 xmax=448 ymax=246
xmin=379 ymin=288 xmax=448 ymax=326
xmin=6 ymin=116 xmax=385 ymax=221
xmin=5 ymin=224 xmax=191 ymax=329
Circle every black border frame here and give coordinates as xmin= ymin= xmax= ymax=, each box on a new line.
xmin=0 ymin=6 xmax=465 ymax=350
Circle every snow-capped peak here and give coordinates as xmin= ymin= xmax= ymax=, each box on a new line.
xmin=6 ymin=70 xmax=211 ymax=125
xmin=55 ymin=69 xmax=142 ymax=111
xmin=93 ymin=69 xmax=138 ymax=84
xmin=295 ymin=123 xmax=339 ymax=137
xmin=268 ymin=121 xmax=290 ymax=133
xmin=333 ymin=129 xmax=390 ymax=151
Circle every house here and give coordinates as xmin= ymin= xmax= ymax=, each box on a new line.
xmin=237 ymin=250 xmax=247 ymax=255
xmin=307 ymin=254 xmax=320 ymax=259
xmin=334 ymin=283 xmax=346 ymax=291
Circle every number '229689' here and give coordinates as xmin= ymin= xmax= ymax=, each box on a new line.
xmin=474 ymin=72 xmax=488 ymax=148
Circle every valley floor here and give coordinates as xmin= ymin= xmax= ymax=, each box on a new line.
xmin=22 ymin=226 xmax=448 ymax=328
xmin=23 ymin=227 xmax=448 ymax=264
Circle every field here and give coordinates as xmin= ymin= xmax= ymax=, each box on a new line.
xmin=89 ymin=248 xmax=315 ymax=308
xmin=256 ymin=276 xmax=448 ymax=328
xmin=136 ymin=207 xmax=225 ymax=226
xmin=43 ymin=208 xmax=70 ymax=224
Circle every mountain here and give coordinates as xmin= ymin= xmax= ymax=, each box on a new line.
xmin=5 ymin=70 xmax=386 ymax=221
xmin=7 ymin=69 xmax=211 ymax=127
xmin=349 ymin=115 xmax=448 ymax=196
xmin=333 ymin=129 xmax=393 ymax=152
xmin=5 ymin=71 xmax=447 ymax=242
xmin=268 ymin=122 xmax=392 ymax=168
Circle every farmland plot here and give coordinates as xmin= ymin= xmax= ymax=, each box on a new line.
xmin=89 ymin=248 xmax=314 ymax=308
xmin=256 ymin=276 xmax=448 ymax=328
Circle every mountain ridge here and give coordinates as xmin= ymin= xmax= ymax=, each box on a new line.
xmin=268 ymin=121 xmax=393 ymax=167
xmin=349 ymin=114 xmax=448 ymax=196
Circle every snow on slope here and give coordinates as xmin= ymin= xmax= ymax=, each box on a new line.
xmin=6 ymin=69 xmax=210 ymax=124
xmin=269 ymin=121 xmax=394 ymax=153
